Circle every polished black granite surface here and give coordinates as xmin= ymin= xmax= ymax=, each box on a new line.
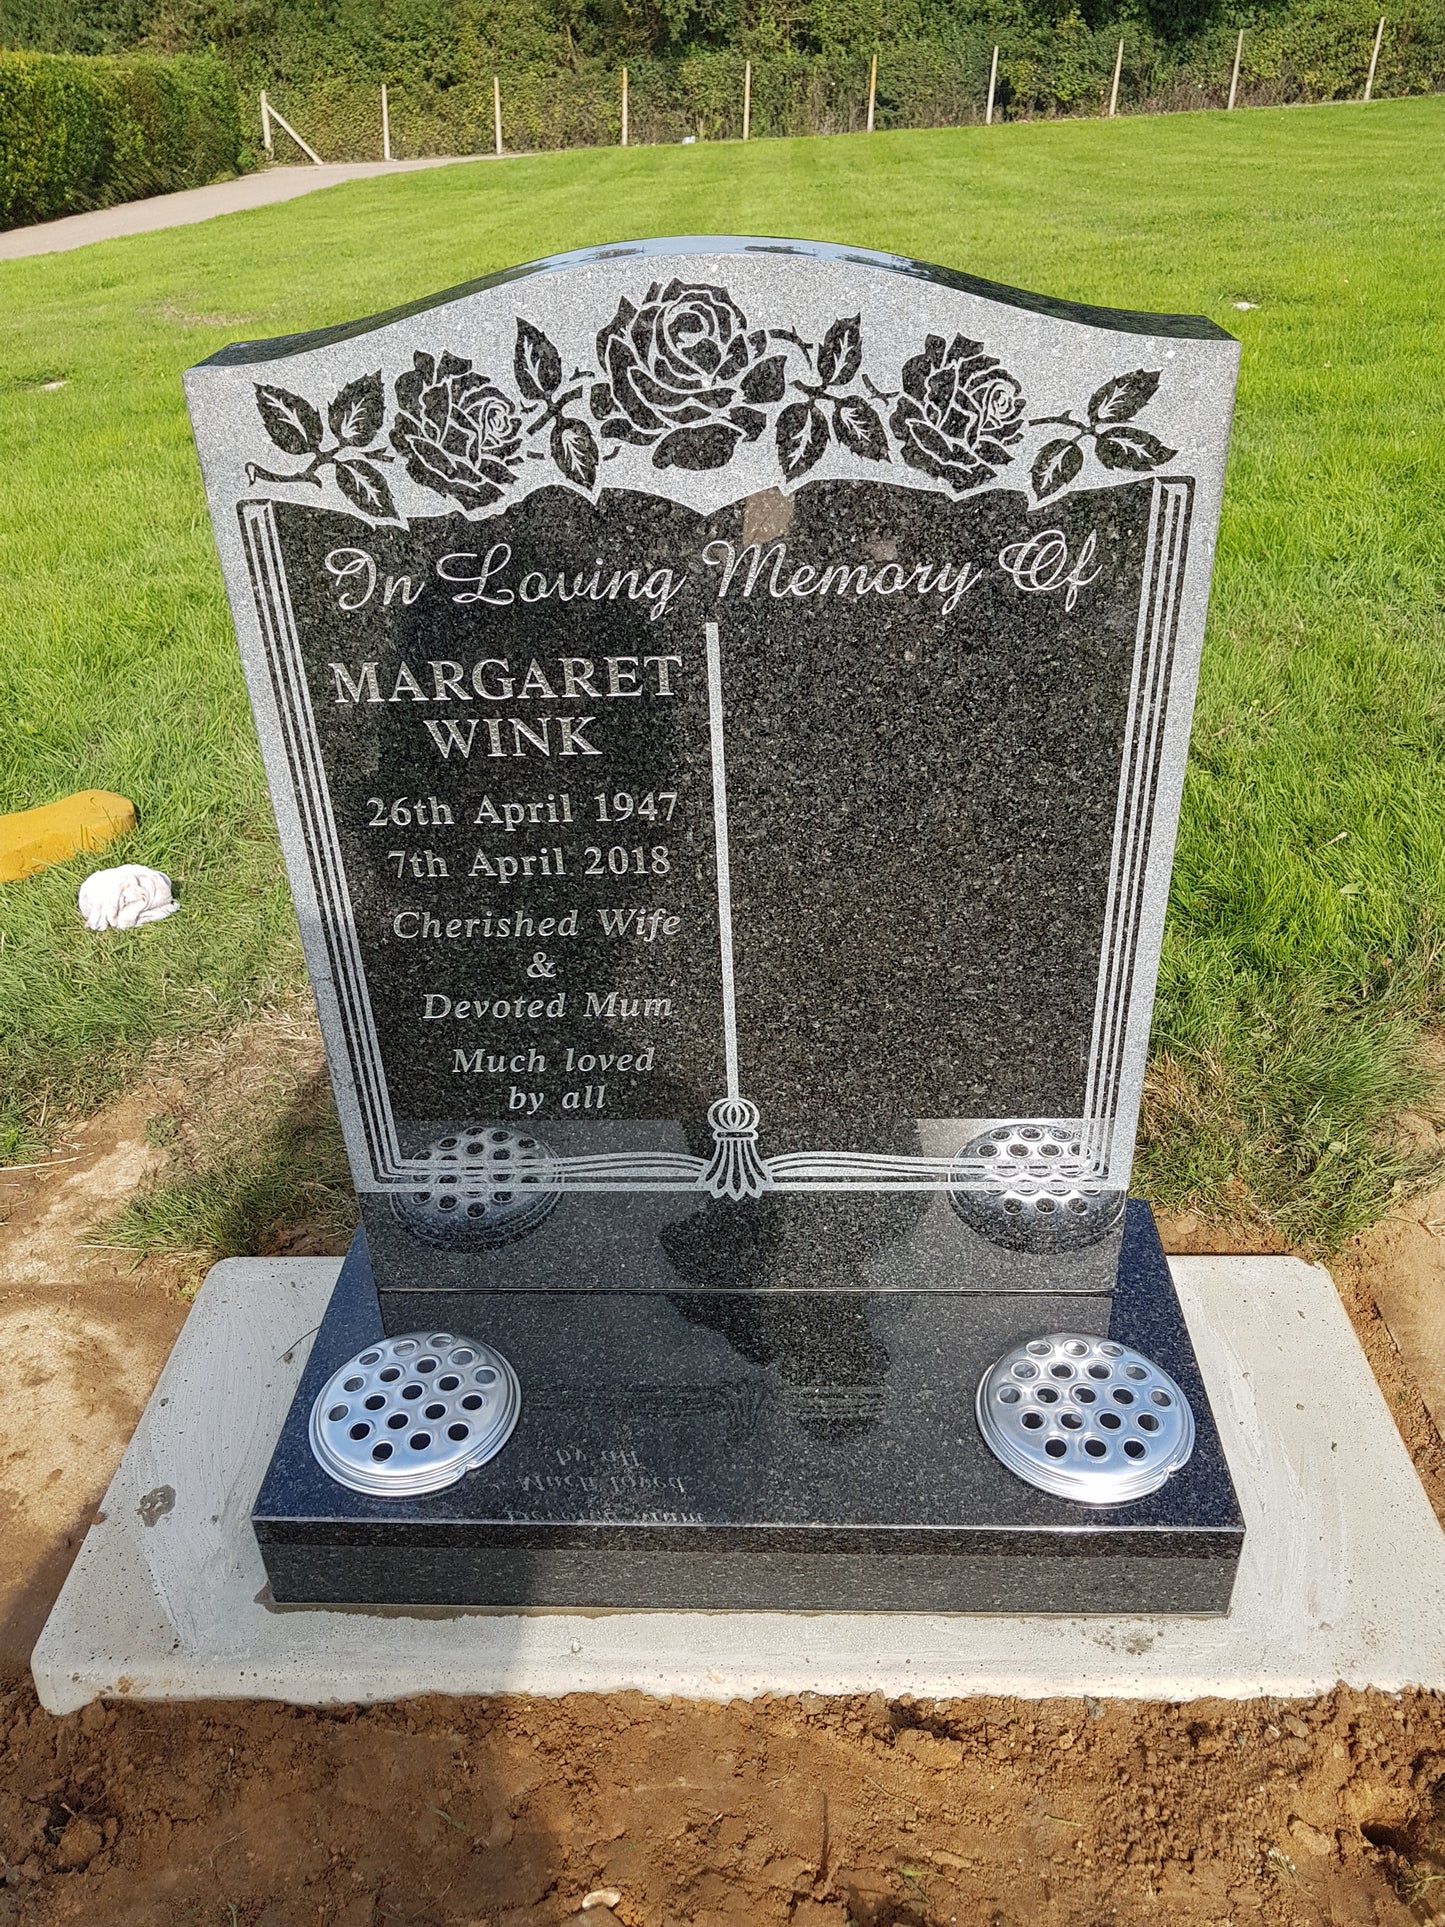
xmin=254 ymin=1202 xmax=1243 ymax=1612
xmin=363 ymin=1174 xmax=1128 ymax=1316
xmin=273 ymin=476 xmax=1156 ymax=1149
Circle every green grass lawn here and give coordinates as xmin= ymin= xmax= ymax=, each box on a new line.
xmin=2 ymin=97 xmax=1443 ymax=1250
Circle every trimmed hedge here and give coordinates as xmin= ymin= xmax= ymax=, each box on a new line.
xmin=0 ymin=51 xmax=243 ymax=230
xmin=234 ymin=0 xmax=1444 ymax=162
xmin=1 ymin=2 xmax=1438 ymax=189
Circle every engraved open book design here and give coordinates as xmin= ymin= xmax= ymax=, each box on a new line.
xmin=239 ymin=476 xmax=1191 ymax=1207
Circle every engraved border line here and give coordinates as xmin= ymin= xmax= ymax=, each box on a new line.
xmin=241 ymin=501 xmax=412 ymax=1180
xmin=1100 ymin=481 xmax=1190 ymax=1171
xmin=1080 ymin=477 xmax=1191 ymax=1178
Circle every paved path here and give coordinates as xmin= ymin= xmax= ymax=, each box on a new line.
xmin=0 ymin=159 xmax=479 ymax=262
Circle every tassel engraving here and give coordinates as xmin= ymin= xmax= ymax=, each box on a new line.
xmin=701 ymin=1096 xmax=771 ymax=1200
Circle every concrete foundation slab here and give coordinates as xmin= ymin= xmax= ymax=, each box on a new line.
xmin=31 ymin=1254 xmax=1445 ymax=1713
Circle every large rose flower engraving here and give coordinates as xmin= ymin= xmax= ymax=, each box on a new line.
xmin=389 ymin=351 xmax=523 ymax=511
xmin=889 ymin=334 xmax=1026 ymax=493
xmin=591 ymin=280 xmax=787 ymax=471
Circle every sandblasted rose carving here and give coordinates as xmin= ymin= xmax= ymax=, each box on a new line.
xmin=241 ymin=279 xmax=1172 ymax=520
xmin=389 ymin=351 xmax=524 ymax=511
xmin=889 ymin=334 xmax=1026 ymax=493
xmin=590 ymin=279 xmax=788 ymax=470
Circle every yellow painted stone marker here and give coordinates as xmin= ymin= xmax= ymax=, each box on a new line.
xmin=0 ymin=790 xmax=136 ymax=883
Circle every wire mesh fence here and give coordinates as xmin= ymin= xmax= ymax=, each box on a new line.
xmin=246 ymin=12 xmax=1441 ymax=166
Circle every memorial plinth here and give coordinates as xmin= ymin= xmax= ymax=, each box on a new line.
xmin=185 ymin=237 xmax=1244 ymax=1613
xmin=252 ymin=1208 xmax=1241 ymax=1611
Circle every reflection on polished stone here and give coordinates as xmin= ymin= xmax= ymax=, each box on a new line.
xmin=253 ymin=1205 xmax=1244 ymax=1611
xmin=388 ymin=1127 xmax=560 ymax=1250
xmin=948 ymin=1123 xmax=1127 ymax=1253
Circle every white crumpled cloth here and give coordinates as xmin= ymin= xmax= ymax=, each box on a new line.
xmin=77 ymin=864 xmax=179 ymax=932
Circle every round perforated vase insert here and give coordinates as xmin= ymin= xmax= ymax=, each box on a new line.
xmin=309 ymin=1331 xmax=522 ymax=1497
xmin=975 ymin=1333 xmax=1194 ymax=1503
xmin=390 ymin=1128 xmax=559 ymax=1250
xmin=949 ymin=1123 xmax=1126 ymax=1252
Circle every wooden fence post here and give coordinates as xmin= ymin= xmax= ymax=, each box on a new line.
xmin=1363 ymin=16 xmax=1385 ymax=99
xmin=743 ymin=59 xmax=751 ymax=141
xmin=986 ymin=45 xmax=999 ymax=125
xmin=1227 ymin=29 xmax=1243 ymax=109
xmin=381 ymin=82 xmax=391 ymax=161
xmin=1108 ymin=37 xmax=1123 ymax=116
xmin=867 ymin=51 xmax=877 ymax=132
xmin=265 ymin=97 xmax=324 ymax=165
xmin=493 ymin=75 xmax=503 ymax=156
xmin=260 ymin=90 xmax=273 ymax=154
xmin=621 ymin=66 xmax=628 ymax=146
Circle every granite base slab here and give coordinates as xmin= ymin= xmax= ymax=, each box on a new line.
xmin=359 ymin=1174 xmax=1129 ymax=1312
xmin=34 ymin=1253 xmax=1445 ymax=1711
xmin=252 ymin=1204 xmax=1243 ymax=1612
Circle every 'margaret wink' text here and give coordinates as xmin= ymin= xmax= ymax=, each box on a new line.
xmin=325 ymin=652 xmax=681 ymax=762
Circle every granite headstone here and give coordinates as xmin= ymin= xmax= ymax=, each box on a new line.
xmin=186 ymin=238 xmax=1244 ymax=1611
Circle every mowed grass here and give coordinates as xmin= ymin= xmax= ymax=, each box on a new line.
xmin=2 ymin=97 xmax=1443 ymax=1249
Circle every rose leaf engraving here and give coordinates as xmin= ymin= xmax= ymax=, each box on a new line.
xmin=249 ymin=381 xmax=379 ymax=490
xmin=832 ymin=394 xmax=888 ymax=462
xmin=255 ymin=384 xmax=323 ymax=456
xmin=328 ymin=372 xmax=385 ymax=447
xmin=333 ymin=457 xmax=400 ymax=521
xmin=1029 ymin=367 xmax=1173 ymax=498
xmin=776 ymin=399 xmax=829 ymax=481
xmin=1094 ymin=424 xmax=1177 ymax=471
xmin=550 ymin=415 xmax=600 ymax=491
xmin=816 ymin=314 xmax=863 ymax=389
xmin=1088 ymin=369 xmax=1162 ymax=425
xmin=515 ymin=319 xmax=564 ymax=402
xmin=1032 ymin=437 xmax=1086 ymax=500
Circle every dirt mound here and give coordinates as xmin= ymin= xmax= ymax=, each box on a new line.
xmin=0 ymin=1683 xmax=1440 ymax=1925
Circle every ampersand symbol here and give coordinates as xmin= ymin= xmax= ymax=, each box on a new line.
xmin=525 ymin=951 xmax=557 ymax=980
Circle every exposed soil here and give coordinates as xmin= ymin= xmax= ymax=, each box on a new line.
xmin=1 ymin=1685 xmax=1444 ymax=1925
xmin=0 ymin=1093 xmax=189 ymax=1672
xmin=0 ymin=1005 xmax=353 ymax=1671
xmin=1 ymin=1007 xmax=1443 ymax=1925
